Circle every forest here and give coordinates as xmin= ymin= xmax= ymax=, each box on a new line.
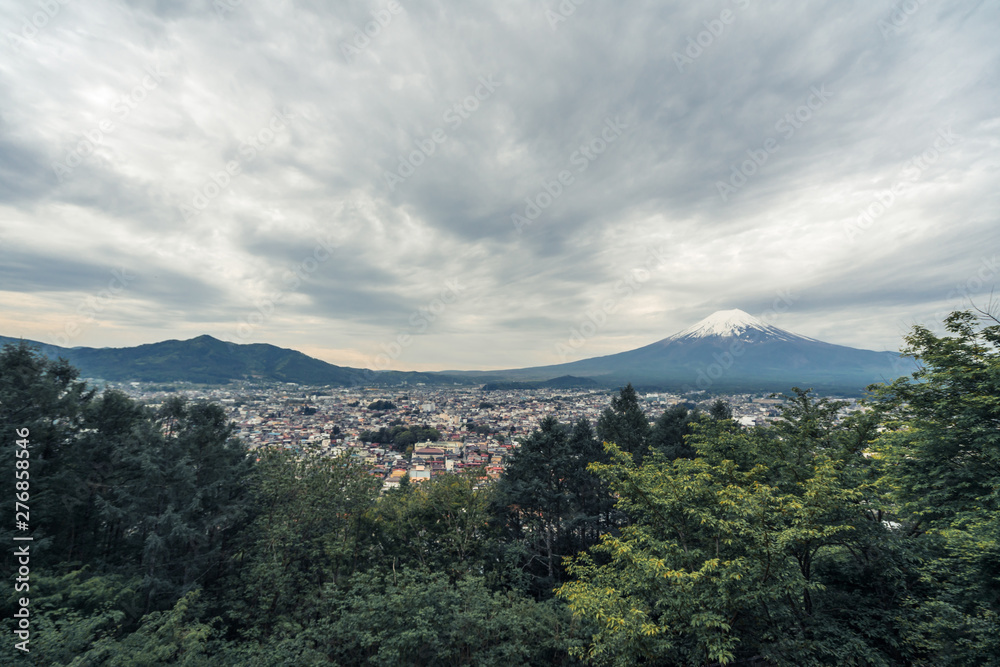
xmin=1 ymin=310 xmax=998 ymax=665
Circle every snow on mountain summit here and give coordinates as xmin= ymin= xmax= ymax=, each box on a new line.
xmin=668 ymin=309 xmax=817 ymax=343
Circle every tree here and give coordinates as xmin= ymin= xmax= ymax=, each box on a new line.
xmin=648 ymin=403 xmax=699 ymax=460
xmin=492 ymin=417 xmax=611 ymax=598
xmin=596 ymin=384 xmax=650 ymax=465
xmin=871 ymin=310 xmax=1000 ymax=663
xmin=226 ymin=448 xmax=380 ymax=640
xmin=0 ymin=342 xmax=93 ymax=574
xmin=709 ymin=398 xmax=733 ymax=421
xmin=558 ymin=390 xmax=909 ymax=665
xmin=301 ymin=569 xmax=581 ymax=666
xmin=374 ymin=470 xmax=494 ymax=580
xmin=0 ymin=343 xmax=255 ymax=664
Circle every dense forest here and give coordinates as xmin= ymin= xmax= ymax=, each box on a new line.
xmin=1 ymin=310 xmax=998 ymax=665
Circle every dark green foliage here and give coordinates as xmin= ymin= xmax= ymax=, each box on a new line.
xmin=367 ymin=400 xmax=396 ymax=411
xmin=871 ymin=311 xmax=1000 ymax=664
xmin=491 ymin=417 xmax=614 ymax=598
xmin=0 ymin=342 xmax=255 ymax=664
xmin=648 ymin=403 xmax=700 ymax=459
xmin=0 ymin=333 xmax=473 ymax=387
xmin=360 ymin=424 xmax=441 ymax=447
xmin=373 ymin=471 xmax=495 ymax=580
xmin=4 ymin=308 xmax=998 ymax=665
xmin=596 ymin=383 xmax=651 ymax=465
xmin=303 ymin=570 xmax=583 ymax=666
xmin=709 ymin=398 xmax=733 ymax=420
xmin=225 ymin=447 xmax=381 ymax=639
xmin=560 ymin=390 xmax=911 ymax=666
xmin=480 ymin=376 xmax=600 ymax=391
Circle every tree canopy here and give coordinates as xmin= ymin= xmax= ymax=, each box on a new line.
xmin=3 ymin=309 xmax=999 ymax=664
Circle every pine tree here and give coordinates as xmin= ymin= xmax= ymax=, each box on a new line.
xmin=596 ymin=383 xmax=651 ymax=465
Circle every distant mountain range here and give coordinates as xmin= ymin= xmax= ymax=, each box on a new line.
xmin=0 ymin=334 xmax=462 ymax=387
xmin=1 ymin=309 xmax=911 ymax=394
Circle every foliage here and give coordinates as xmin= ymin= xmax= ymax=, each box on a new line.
xmin=870 ymin=310 xmax=1000 ymax=664
xmin=4 ymin=308 xmax=999 ymax=665
xmin=648 ymin=403 xmax=700 ymax=459
xmin=225 ymin=447 xmax=381 ymax=640
xmin=303 ymin=569 xmax=583 ymax=666
xmin=492 ymin=417 xmax=614 ymax=598
xmin=597 ymin=384 xmax=651 ymax=465
xmin=709 ymin=398 xmax=733 ymax=421
xmin=373 ymin=470 xmax=495 ymax=580
xmin=360 ymin=424 xmax=441 ymax=447
xmin=558 ymin=390 xmax=910 ymax=666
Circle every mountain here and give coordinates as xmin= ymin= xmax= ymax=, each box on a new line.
xmin=0 ymin=334 xmax=465 ymax=387
xmin=2 ymin=310 xmax=910 ymax=393
xmin=446 ymin=309 xmax=909 ymax=394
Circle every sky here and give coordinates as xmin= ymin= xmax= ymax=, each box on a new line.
xmin=1 ymin=0 xmax=998 ymax=372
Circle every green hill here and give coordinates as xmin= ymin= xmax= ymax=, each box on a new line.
xmin=0 ymin=335 xmax=464 ymax=386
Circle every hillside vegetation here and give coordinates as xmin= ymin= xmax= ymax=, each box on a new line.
xmin=1 ymin=311 xmax=997 ymax=665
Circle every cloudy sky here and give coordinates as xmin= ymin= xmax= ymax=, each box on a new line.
xmin=1 ymin=0 xmax=997 ymax=371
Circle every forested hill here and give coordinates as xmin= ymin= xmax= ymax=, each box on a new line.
xmin=1 ymin=310 xmax=998 ymax=664
xmin=0 ymin=334 xmax=467 ymax=386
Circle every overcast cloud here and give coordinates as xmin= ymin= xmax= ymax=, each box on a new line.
xmin=1 ymin=0 xmax=997 ymax=371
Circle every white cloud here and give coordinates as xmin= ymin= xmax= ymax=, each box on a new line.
xmin=2 ymin=0 xmax=998 ymax=369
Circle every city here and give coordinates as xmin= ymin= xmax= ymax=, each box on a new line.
xmin=112 ymin=381 xmax=863 ymax=490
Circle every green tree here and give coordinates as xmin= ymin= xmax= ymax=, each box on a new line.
xmin=648 ymin=403 xmax=699 ymax=460
xmin=492 ymin=417 xmax=612 ymax=598
xmin=871 ymin=310 xmax=1000 ymax=664
xmin=709 ymin=398 xmax=733 ymax=421
xmin=0 ymin=344 xmax=254 ymax=664
xmin=374 ymin=470 xmax=494 ymax=580
xmin=596 ymin=384 xmax=650 ymax=465
xmin=558 ymin=391 xmax=908 ymax=666
xmin=226 ymin=447 xmax=380 ymax=641
xmin=0 ymin=342 xmax=93 ymax=574
xmin=303 ymin=569 xmax=582 ymax=666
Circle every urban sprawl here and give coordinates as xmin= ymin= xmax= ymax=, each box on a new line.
xmin=112 ymin=383 xmax=864 ymax=491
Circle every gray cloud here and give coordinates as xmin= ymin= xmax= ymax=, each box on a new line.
xmin=1 ymin=0 xmax=998 ymax=370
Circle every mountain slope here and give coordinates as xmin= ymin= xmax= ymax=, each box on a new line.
xmin=1 ymin=310 xmax=910 ymax=393
xmin=0 ymin=335 xmax=463 ymax=386
xmin=446 ymin=309 xmax=909 ymax=393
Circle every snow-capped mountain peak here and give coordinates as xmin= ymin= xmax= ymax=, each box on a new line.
xmin=668 ymin=309 xmax=816 ymax=343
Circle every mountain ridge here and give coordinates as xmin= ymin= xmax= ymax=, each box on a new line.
xmin=0 ymin=334 xmax=466 ymax=387
xmin=1 ymin=310 xmax=909 ymax=393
